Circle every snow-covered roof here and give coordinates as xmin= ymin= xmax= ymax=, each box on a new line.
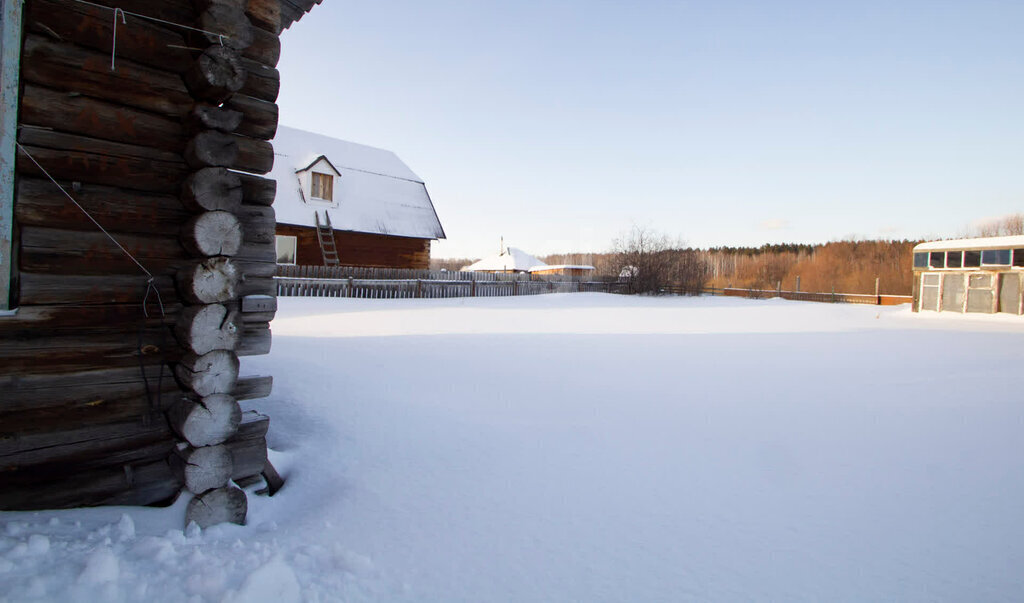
xmin=270 ymin=126 xmax=445 ymax=240
xmin=529 ymin=264 xmax=595 ymax=272
xmin=914 ymin=235 xmax=1024 ymax=252
xmin=462 ymin=247 xmax=547 ymax=272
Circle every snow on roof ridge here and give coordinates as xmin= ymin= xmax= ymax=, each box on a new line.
xmin=914 ymin=235 xmax=1024 ymax=252
xmin=278 ymin=125 xmax=425 ymax=183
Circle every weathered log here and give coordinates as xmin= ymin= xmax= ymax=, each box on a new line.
xmin=168 ymin=394 xmax=242 ymax=447
xmin=0 ymin=459 xmax=180 ymax=511
xmin=224 ymin=93 xmax=278 ymax=140
xmin=235 ymin=135 xmax=275 ymax=174
xmin=226 ymin=436 xmax=266 ymax=482
xmin=235 ymin=410 xmax=271 ymax=439
xmin=182 ymin=211 xmax=243 ymax=257
xmin=0 ymin=317 xmax=268 ymax=380
xmin=17 ymin=272 xmax=166 ymax=306
xmin=238 ymin=323 xmax=272 ymax=356
xmin=0 ymin=327 xmax=178 ymax=378
xmin=260 ymin=459 xmax=285 ymax=495
xmin=196 ymin=1 xmax=254 ymax=50
xmin=235 ymin=204 xmax=276 ymax=244
xmin=177 ymin=257 xmax=240 ymax=304
xmin=234 ymin=256 xmax=278 ymax=278
xmin=20 ymin=84 xmax=185 ymax=153
xmin=21 ymin=35 xmax=193 ymax=117
xmin=223 ymin=411 xmax=269 ymax=478
xmin=17 ymin=272 xmax=273 ymax=306
xmin=236 ymin=171 xmax=276 ymax=205
xmin=185 ymin=130 xmax=237 ymax=169
xmin=85 ymin=0 xmax=196 ymax=33
xmin=20 ymin=267 xmax=274 ymax=306
xmin=26 ymin=0 xmax=192 ymax=73
xmin=17 ymin=177 xmax=188 ymax=234
xmin=245 ymin=0 xmax=282 ymax=34
xmin=238 ymin=58 xmax=279 ymax=103
xmin=181 ymin=167 xmax=243 ymax=212
xmin=183 ymin=45 xmax=246 ymax=103
xmin=232 ymin=375 xmax=272 ymax=401
xmin=170 ymin=444 xmax=233 ymax=493
xmin=240 ymin=276 xmax=276 ymax=297
xmin=243 ymin=25 xmax=281 ymax=67
xmin=189 ymin=104 xmax=244 ymax=134
xmin=174 ymin=303 xmax=240 ymax=355
xmin=185 ymin=485 xmax=247 ymax=527
xmin=175 ymin=349 xmax=239 ymax=396
xmin=20 ymin=226 xmax=274 ymax=278
xmin=0 ymin=369 xmax=271 ymax=413
xmin=0 ymin=414 xmax=173 ymax=468
xmin=0 ymin=299 xmax=270 ymax=335
xmin=16 ymin=130 xmax=188 ymax=195
xmin=185 ymin=131 xmax=274 ymax=174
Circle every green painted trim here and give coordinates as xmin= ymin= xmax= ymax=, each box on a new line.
xmin=0 ymin=0 xmax=22 ymax=310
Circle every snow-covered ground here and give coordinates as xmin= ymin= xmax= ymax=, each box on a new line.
xmin=3 ymin=294 xmax=1024 ymax=602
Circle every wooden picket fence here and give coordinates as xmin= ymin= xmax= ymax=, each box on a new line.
xmin=277 ymin=264 xmax=532 ymax=282
xmin=276 ymin=274 xmax=623 ymax=299
xmin=276 ymin=266 xmax=913 ymax=305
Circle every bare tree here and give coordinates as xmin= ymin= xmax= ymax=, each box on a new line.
xmin=974 ymin=213 xmax=1024 ymax=237
xmin=611 ymin=226 xmax=709 ymax=294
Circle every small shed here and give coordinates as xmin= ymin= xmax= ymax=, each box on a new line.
xmin=912 ymin=236 xmax=1024 ymax=314
xmin=270 ymin=126 xmax=445 ymax=269
xmin=462 ymin=246 xmax=546 ymax=273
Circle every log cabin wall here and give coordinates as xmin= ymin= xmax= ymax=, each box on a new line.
xmin=0 ymin=0 xmax=321 ymax=524
xmin=277 ymin=223 xmax=432 ymax=270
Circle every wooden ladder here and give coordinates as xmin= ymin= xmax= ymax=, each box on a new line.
xmin=315 ymin=210 xmax=340 ymax=266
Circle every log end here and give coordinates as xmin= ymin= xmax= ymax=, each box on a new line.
xmin=185 ymin=485 xmax=247 ymax=528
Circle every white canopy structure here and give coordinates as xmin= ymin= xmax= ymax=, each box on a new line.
xmin=462 ymin=247 xmax=548 ymax=273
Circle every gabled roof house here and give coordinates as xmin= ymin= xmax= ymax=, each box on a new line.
xmin=270 ymin=126 xmax=445 ymax=269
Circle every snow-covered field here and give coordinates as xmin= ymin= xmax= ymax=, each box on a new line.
xmin=3 ymin=294 xmax=1024 ymax=602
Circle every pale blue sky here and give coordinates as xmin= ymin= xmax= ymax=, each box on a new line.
xmin=278 ymin=1 xmax=1024 ymax=258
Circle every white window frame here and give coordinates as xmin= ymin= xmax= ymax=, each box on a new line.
xmin=275 ymin=235 xmax=297 ymax=265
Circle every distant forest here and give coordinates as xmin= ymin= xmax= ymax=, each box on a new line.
xmin=431 ymin=241 xmax=918 ymax=295
xmin=544 ymin=240 xmax=919 ymax=295
xmin=430 ymin=214 xmax=1024 ymax=297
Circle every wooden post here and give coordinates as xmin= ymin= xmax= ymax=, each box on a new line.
xmin=795 ymin=276 xmax=800 ymax=292
xmin=0 ymin=0 xmax=23 ymax=312
xmin=875 ymin=277 xmax=881 ymax=305
xmin=416 ymin=279 xmax=422 ymax=298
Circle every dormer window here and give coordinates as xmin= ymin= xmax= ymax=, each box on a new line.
xmin=296 ymin=155 xmax=342 ymax=207
xmin=311 ymin=172 xmax=333 ymax=201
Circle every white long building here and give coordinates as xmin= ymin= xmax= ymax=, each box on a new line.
xmin=912 ymin=235 xmax=1024 ymax=314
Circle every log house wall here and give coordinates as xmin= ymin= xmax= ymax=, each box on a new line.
xmin=0 ymin=0 xmax=321 ymax=521
xmin=277 ymin=223 xmax=432 ymax=270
